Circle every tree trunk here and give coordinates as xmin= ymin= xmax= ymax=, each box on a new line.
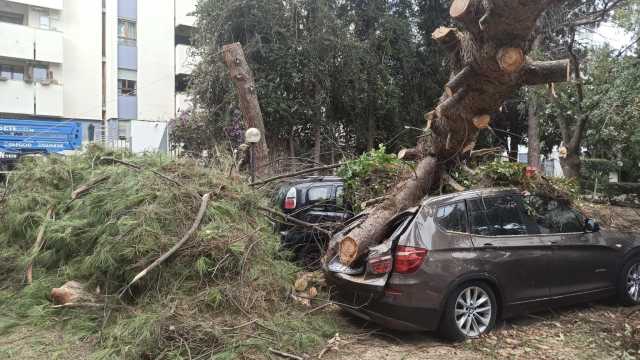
xmin=222 ymin=43 xmax=269 ymax=176
xmin=289 ymin=135 xmax=297 ymax=172
xmin=528 ymin=99 xmax=541 ymax=170
xmin=560 ymin=151 xmax=581 ymax=179
xmin=313 ymin=120 xmax=321 ymax=166
xmin=333 ymin=0 xmax=571 ymax=266
xmin=313 ymin=80 xmax=322 ymax=168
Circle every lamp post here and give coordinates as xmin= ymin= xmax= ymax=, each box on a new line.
xmin=245 ymin=128 xmax=261 ymax=183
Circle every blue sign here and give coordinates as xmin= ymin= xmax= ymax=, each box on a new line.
xmin=0 ymin=119 xmax=82 ymax=156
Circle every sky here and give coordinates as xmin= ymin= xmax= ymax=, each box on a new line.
xmin=584 ymin=22 xmax=636 ymax=50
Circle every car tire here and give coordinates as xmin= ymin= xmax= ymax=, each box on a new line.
xmin=439 ymin=281 xmax=497 ymax=342
xmin=618 ymin=257 xmax=640 ymax=306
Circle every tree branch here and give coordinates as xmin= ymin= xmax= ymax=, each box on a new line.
xmin=120 ymin=192 xmax=212 ymax=296
xmin=521 ymin=59 xmax=571 ymax=86
xmin=250 ymin=163 xmax=343 ymax=187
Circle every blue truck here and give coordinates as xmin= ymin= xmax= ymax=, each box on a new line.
xmin=0 ymin=119 xmax=82 ymax=171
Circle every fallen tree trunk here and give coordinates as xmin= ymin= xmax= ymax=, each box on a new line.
xmin=335 ymin=0 xmax=571 ymax=266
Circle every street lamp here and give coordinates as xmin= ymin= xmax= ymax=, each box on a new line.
xmin=245 ymin=128 xmax=261 ymax=183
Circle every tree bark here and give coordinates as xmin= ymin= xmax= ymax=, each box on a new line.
xmin=333 ymin=0 xmax=571 ymax=266
xmin=527 ymin=98 xmax=541 ymax=170
xmin=560 ymin=151 xmax=581 ymax=179
xmin=223 ymin=43 xmax=269 ymax=176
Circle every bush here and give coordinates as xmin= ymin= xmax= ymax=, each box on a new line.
xmin=605 ymin=182 xmax=640 ymax=197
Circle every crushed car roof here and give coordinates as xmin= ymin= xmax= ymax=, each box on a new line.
xmin=422 ymin=188 xmax=521 ymax=206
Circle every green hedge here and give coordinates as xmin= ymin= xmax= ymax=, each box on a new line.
xmin=605 ymin=182 xmax=640 ymax=196
xmin=582 ymin=158 xmax=620 ymax=177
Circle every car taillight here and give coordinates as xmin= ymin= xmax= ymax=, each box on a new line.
xmin=368 ymin=255 xmax=393 ymax=275
xmin=283 ymin=187 xmax=297 ymax=210
xmin=393 ymin=246 xmax=428 ymax=274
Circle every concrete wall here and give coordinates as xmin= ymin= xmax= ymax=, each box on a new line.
xmin=105 ymin=0 xmax=119 ymax=121
xmin=35 ymin=83 xmax=63 ymax=116
xmin=130 ymin=120 xmax=167 ymax=153
xmin=137 ymin=0 xmax=174 ymax=121
xmin=62 ymin=0 xmax=101 ymax=120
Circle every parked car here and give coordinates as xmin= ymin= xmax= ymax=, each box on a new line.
xmin=273 ymin=176 xmax=353 ymax=264
xmin=325 ymin=188 xmax=640 ymax=341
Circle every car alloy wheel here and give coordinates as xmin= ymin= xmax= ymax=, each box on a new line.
xmin=627 ymin=263 xmax=640 ymax=303
xmin=454 ymin=286 xmax=492 ymax=337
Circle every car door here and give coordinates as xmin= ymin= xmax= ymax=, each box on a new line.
xmin=468 ymin=195 xmax=552 ymax=303
xmin=331 ymin=185 xmax=354 ymax=222
xmin=528 ymin=196 xmax=619 ymax=295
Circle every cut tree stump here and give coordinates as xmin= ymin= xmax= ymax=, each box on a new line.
xmin=50 ymin=281 xmax=95 ymax=305
xmin=223 ymin=42 xmax=269 ymax=176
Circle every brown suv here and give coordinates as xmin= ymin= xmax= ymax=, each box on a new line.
xmin=325 ymin=188 xmax=640 ymax=341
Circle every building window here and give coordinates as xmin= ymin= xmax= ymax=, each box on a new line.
xmin=118 ymin=121 xmax=128 ymax=140
xmin=39 ymin=13 xmax=50 ymax=29
xmin=33 ymin=65 xmax=49 ymax=81
xmin=118 ymin=79 xmax=136 ymax=96
xmin=0 ymin=64 xmax=24 ymax=80
xmin=88 ymin=124 xmax=95 ymax=142
xmin=0 ymin=11 xmax=25 ymax=25
xmin=118 ymin=19 xmax=137 ymax=46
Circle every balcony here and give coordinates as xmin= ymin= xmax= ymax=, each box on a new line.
xmin=35 ymin=82 xmax=63 ymax=116
xmin=8 ymin=0 xmax=63 ymax=10
xmin=175 ymin=44 xmax=195 ymax=75
xmin=0 ymin=79 xmax=63 ymax=116
xmin=0 ymin=22 xmax=63 ymax=63
xmin=0 ymin=79 xmax=33 ymax=114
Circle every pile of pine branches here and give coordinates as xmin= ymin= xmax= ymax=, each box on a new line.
xmin=0 ymin=146 xmax=335 ymax=358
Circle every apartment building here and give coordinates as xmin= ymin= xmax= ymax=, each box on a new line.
xmin=0 ymin=0 xmax=197 ymax=153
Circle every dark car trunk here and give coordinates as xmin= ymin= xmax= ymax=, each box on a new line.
xmin=325 ymin=207 xmax=419 ymax=300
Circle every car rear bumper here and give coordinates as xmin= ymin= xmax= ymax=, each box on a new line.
xmin=326 ymin=271 xmax=441 ymax=332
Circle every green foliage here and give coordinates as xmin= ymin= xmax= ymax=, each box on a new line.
xmin=449 ymin=160 xmax=579 ymax=201
xmin=475 ymin=161 xmax=527 ymax=187
xmin=582 ymin=158 xmax=621 ymax=175
xmin=177 ymin=0 xmax=448 ymax=158
xmin=538 ymin=46 xmax=640 ymax=182
xmin=0 ymin=148 xmax=337 ymax=358
xmin=337 ymin=145 xmax=403 ymax=211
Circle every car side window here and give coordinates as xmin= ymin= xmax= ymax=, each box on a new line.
xmin=468 ymin=196 xmax=528 ymax=236
xmin=436 ymin=202 xmax=468 ymax=233
xmin=335 ymin=186 xmax=344 ymax=209
xmin=523 ymin=196 xmax=584 ymax=234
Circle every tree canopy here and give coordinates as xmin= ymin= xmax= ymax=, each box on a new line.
xmin=174 ymin=0 xmax=450 ymax=162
